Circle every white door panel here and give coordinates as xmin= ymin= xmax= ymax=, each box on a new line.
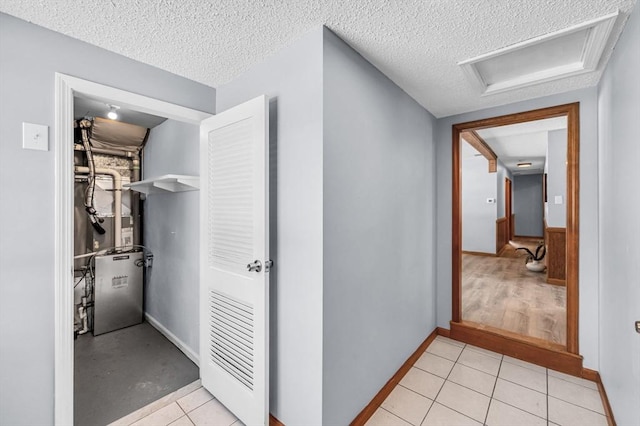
xmin=200 ymin=95 xmax=269 ymax=426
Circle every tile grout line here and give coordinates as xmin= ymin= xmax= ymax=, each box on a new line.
xmin=483 ymin=356 xmax=503 ymax=425
xmin=419 ymin=343 xmax=491 ymax=425
xmin=547 ymin=394 xmax=609 ymax=417
xmin=546 ymin=368 xmax=550 ymax=424
xmin=378 ymin=406 xmax=413 ymax=425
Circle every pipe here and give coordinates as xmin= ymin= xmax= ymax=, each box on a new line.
xmin=75 ymin=166 xmax=122 ymax=247
xmin=74 ymin=144 xmax=138 ymax=159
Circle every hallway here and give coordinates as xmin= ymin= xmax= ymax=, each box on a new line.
xmin=461 ymin=241 xmax=566 ymax=345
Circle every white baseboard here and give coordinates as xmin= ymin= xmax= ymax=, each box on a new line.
xmin=145 ymin=313 xmax=200 ymax=367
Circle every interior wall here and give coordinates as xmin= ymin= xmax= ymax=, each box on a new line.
xmin=0 ymin=13 xmax=215 ymax=426
xmin=322 ymin=28 xmax=436 ymax=425
xmin=513 ymin=174 xmax=544 ymax=237
xmin=435 ymin=87 xmax=600 ymax=369
xmin=143 ymin=119 xmax=201 ymax=359
xmin=597 ymin=4 xmax=640 ymax=425
xmin=461 ymin=153 xmax=497 ymax=253
xmin=546 ymin=129 xmax=567 ymax=227
xmin=215 ymin=28 xmax=324 ymax=425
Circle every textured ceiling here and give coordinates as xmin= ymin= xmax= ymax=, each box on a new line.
xmin=0 ymin=0 xmax=636 ymax=117
xmin=477 ymin=117 xmax=567 ymax=175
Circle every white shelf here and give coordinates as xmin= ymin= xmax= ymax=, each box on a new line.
xmin=124 ymin=174 xmax=199 ymax=195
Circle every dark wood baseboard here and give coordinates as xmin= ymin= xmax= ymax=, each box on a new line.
xmin=450 ymin=321 xmax=583 ymax=375
xmin=462 ymin=250 xmax=496 ymax=257
xmin=436 ymin=327 xmax=450 ymax=338
xmin=496 ymin=244 xmax=509 ymax=257
xmin=582 ymin=369 xmax=616 ymax=426
xmin=547 ymin=277 xmax=566 ymax=286
xmin=270 ymin=414 xmax=285 ymax=426
xmin=350 ymin=330 xmax=439 ymax=425
xmin=513 ymin=235 xmax=544 ymax=240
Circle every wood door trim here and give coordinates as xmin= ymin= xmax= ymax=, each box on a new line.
xmin=452 ymin=102 xmax=580 ymax=355
xmin=461 ymin=130 xmax=498 ymax=173
xmin=450 ymin=321 xmax=583 ymax=375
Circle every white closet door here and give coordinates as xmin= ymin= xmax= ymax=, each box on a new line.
xmin=199 ymin=95 xmax=269 ymax=426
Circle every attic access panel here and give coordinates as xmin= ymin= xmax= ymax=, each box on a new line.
xmin=459 ymin=12 xmax=618 ymax=95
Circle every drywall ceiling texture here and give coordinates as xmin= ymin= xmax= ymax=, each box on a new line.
xmin=0 ymin=0 xmax=636 ymax=117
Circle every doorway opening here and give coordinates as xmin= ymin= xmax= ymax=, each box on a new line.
xmin=451 ymin=103 xmax=580 ymax=374
xmin=55 ymin=74 xmax=211 ymax=425
xmin=71 ymin=97 xmax=204 ymax=424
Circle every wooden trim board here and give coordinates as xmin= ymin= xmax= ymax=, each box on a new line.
xmin=270 ymin=414 xmax=285 ymax=426
xmin=462 ymin=250 xmax=496 ymax=257
xmin=547 ymin=277 xmax=567 ymax=286
xmin=582 ymin=369 xmax=616 ymax=426
xmin=450 ymin=321 xmax=583 ymax=375
xmin=350 ymin=330 xmax=439 ymax=425
xmin=460 ymin=130 xmax=498 ymax=173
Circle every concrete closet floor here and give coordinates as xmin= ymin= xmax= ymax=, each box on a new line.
xmin=74 ymin=321 xmax=199 ymax=426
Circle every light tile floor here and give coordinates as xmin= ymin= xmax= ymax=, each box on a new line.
xmin=367 ymin=336 xmax=608 ymax=426
xmin=113 ymin=336 xmax=609 ymax=426
xmin=110 ymin=382 xmax=242 ymax=426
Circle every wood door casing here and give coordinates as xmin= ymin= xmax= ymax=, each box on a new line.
xmin=452 ymin=103 xmax=580 ymax=357
xmin=505 ymin=177 xmax=513 ymax=241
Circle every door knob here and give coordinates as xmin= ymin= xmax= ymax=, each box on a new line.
xmin=247 ymin=260 xmax=262 ymax=273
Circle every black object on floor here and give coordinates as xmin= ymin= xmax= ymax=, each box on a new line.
xmin=74 ymin=321 xmax=199 ymax=426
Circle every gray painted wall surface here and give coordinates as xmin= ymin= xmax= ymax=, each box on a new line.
xmin=496 ymin=159 xmax=513 ymax=219
xmin=462 ymin=154 xmax=497 ymax=253
xmin=513 ymin=174 xmax=543 ymax=237
xmin=0 ymin=14 xmax=215 ymax=425
xmin=597 ymin=4 xmax=640 ymax=425
xmin=215 ymin=29 xmax=324 ymax=424
xmin=546 ymin=129 xmax=567 ymax=227
xmin=435 ymin=88 xmax=600 ymax=369
xmin=143 ymin=120 xmax=201 ymax=355
xmin=322 ymin=29 xmax=436 ymax=425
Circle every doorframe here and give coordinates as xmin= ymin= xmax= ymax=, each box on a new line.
xmin=54 ymin=73 xmax=212 ymax=426
xmin=505 ymin=177 xmax=513 ymax=241
xmin=451 ymin=103 xmax=580 ymax=365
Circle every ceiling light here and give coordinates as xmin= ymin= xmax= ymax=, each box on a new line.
xmin=107 ymin=104 xmax=119 ymax=120
xmin=517 ymin=162 xmax=532 ymax=168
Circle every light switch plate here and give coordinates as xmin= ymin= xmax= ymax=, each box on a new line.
xmin=22 ymin=122 xmax=49 ymax=151
xmin=554 ymin=195 xmax=563 ymax=205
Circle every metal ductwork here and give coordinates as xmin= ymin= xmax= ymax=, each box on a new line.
xmin=89 ymin=117 xmax=148 ymax=152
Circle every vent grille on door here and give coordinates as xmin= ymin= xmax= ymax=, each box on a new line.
xmin=207 ymin=118 xmax=254 ymax=274
xmin=209 ymin=290 xmax=254 ymax=390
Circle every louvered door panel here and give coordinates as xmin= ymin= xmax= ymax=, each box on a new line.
xmin=200 ymin=95 xmax=269 ymax=426
xmin=208 ymin=119 xmax=254 ymax=274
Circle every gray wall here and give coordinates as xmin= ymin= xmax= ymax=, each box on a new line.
xmin=0 ymin=13 xmax=215 ymax=426
xmin=435 ymin=87 xmax=600 ymax=369
xmin=545 ymin=129 xmax=567 ymax=227
xmin=513 ymin=174 xmax=544 ymax=237
xmin=215 ymin=29 xmax=325 ymax=424
xmin=496 ymin=159 xmax=513 ymax=219
xmin=462 ymin=154 xmax=497 ymax=253
xmin=322 ymin=29 xmax=436 ymax=425
xmin=597 ymin=4 xmax=640 ymax=425
xmin=143 ymin=120 xmax=201 ymax=357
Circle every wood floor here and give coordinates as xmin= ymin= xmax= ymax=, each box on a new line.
xmin=461 ymin=242 xmax=566 ymax=345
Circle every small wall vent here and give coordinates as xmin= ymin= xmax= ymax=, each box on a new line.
xmin=459 ymin=11 xmax=619 ymax=96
